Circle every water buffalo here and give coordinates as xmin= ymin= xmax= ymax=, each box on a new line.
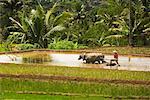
xmin=78 ymin=53 xmax=106 ymax=64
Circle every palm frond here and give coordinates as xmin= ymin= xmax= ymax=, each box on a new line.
xmin=54 ymin=12 xmax=73 ymax=26
xmin=32 ymin=16 xmax=44 ymax=37
xmin=9 ymin=17 xmax=23 ymax=30
xmin=45 ymin=3 xmax=58 ymax=26
xmin=36 ymin=3 xmax=44 ymax=18
xmin=143 ymin=28 xmax=150 ymax=32
xmin=44 ymin=25 xmax=66 ymax=37
xmin=105 ymin=35 xmax=125 ymax=39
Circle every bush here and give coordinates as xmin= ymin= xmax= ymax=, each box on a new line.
xmin=15 ymin=44 xmax=35 ymax=50
xmin=48 ymin=40 xmax=88 ymax=50
xmin=0 ymin=43 xmax=12 ymax=51
xmin=0 ymin=44 xmax=6 ymax=52
xmin=77 ymin=44 xmax=88 ymax=49
xmin=105 ymin=37 xmax=128 ymax=46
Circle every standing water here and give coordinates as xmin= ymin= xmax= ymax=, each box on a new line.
xmin=0 ymin=51 xmax=150 ymax=71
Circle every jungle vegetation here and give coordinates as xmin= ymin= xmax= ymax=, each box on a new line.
xmin=0 ymin=0 xmax=150 ymax=50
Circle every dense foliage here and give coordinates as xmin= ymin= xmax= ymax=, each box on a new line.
xmin=0 ymin=0 xmax=150 ymax=50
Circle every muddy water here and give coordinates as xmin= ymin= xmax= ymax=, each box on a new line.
xmin=0 ymin=51 xmax=150 ymax=72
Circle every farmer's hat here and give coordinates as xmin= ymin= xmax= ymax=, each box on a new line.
xmin=113 ymin=50 xmax=117 ymax=53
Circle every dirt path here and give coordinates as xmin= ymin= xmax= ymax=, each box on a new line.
xmin=0 ymin=74 xmax=150 ymax=85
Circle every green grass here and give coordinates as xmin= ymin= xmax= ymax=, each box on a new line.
xmin=2 ymin=92 xmax=105 ymax=100
xmin=84 ymin=47 xmax=150 ymax=55
xmin=1 ymin=78 xmax=150 ymax=98
xmin=0 ymin=63 xmax=150 ymax=81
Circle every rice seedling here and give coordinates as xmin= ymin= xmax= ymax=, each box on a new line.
xmin=0 ymin=63 xmax=150 ymax=81
xmin=1 ymin=78 xmax=150 ymax=99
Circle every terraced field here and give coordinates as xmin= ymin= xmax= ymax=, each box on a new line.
xmin=1 ymin=63 xmax=150 ymax=99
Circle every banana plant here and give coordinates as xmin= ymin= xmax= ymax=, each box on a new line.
xmin=9 ymin=3 xmax=73 ymax=48
xmin=128 ymin=0 xmax=150 ymax=46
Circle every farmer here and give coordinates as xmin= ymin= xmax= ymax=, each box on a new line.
xmin=110 ymin=50 xmax=120 ymax=66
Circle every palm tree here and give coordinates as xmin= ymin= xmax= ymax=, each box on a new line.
xmin=102 ymin=0 xmax=149 ymax=46
xmin=128 ymin=0 xmax=133 ymax=46
xmin=128 ymin=0 xmax=150 ymax=46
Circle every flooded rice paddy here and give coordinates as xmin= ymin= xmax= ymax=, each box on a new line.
xmin=0 ymin=51 xmax=150 ymax=72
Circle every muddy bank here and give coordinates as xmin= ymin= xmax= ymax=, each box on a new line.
xmin=1 ymin=74 xmax=150 ymax=85
xmin=0 ymin=49 xmax=150 ymax=57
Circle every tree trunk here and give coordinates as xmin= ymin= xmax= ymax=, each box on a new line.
xmin=43 ymin=39 xmax=48 ymax=48
xmin=128 ymin=0 xmax=134 ymax=46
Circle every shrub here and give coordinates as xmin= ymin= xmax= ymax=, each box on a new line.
xmin=105 ymin=37 xmax=128 ymax=46
xmin=77 ymin=44 xmax=88 ymax=49
xmin=48 ymin=40 xmax=88 ymax=50
xmin=15 ymin=44 xmax=35 ymax=50
xmin=48 ymin=40 xmax=77 ymax=50
xmin=0 ymin=44 xmax=6 ymax=52
xmin=0 ymin=43 xmax=11 ymax=51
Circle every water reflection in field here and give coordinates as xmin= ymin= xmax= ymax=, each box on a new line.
xmin=0 ymin=51 xmax=150 ymax=71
